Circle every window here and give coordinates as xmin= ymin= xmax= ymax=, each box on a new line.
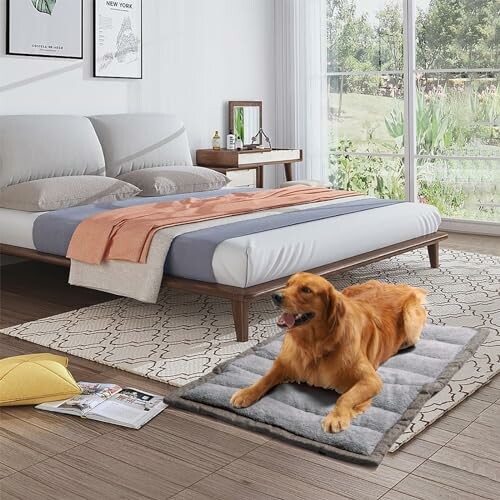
xmin=326 ymin=0 xmax=499 ymax=225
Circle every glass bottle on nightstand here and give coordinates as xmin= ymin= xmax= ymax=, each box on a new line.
xmin=212 ymin=131 xmax=221 ymax=150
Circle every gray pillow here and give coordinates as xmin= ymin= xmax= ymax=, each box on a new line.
xmin=0 ymin=115 xmax=105 ymax=188
xmin=89 ymin=114 xmax=193 ymax=178
xmin=118 ymin=166 xmax=229 ymax=196
xmin=0 ymin=176 xmax=141 ymax=212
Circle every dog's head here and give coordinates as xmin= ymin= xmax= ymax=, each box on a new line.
xmin=272 ymin=272 xmax=345 ymax=332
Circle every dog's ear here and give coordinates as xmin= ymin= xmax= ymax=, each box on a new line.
xmin=327 ymin=285 xmax=345 ymax=330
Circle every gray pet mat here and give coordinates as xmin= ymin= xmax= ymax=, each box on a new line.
xmin=166 ymin=325 xmax=487 ymax=466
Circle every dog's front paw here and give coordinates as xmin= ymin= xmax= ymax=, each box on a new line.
xmin=230 ymin=387 xmax=259 ymax=408
xmin=322 ymin=410 xmax=352 ymax=433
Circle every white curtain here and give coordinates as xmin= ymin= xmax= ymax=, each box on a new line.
xmin=274 ymin=0 xmax=328 ymax=184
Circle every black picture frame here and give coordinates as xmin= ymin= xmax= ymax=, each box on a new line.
xmin=6 ymin=0 xmax=83 ymax=59
xmin=93 ymin=0 xmax=143 ymax=80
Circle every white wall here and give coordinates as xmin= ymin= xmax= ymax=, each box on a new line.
xmin=136 ymin=0 xmax=276 ymax=163
xmin=0 ymin=0 xmax=276 ymax=181
xmin=0 ymin=0 xmax=131 ymax=115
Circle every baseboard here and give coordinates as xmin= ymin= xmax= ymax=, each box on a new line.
xmin=440 ymin=218 xmax=500 ymax=237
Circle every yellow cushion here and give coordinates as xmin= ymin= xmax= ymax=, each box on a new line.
xmin=0 ymin=353 xmax=81 ymax=406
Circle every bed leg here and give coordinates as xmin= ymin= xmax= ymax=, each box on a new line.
xmin=232 ymin=299 xmax=249 ymax=342
xmin=427 ymin=242 xmax=439 ymax=269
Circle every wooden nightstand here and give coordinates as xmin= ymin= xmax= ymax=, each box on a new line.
xmin=196 ymin=148 xmax=303 ymax=188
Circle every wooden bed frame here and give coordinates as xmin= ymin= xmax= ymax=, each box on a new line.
xmin=0 ymin=231 xmax=447 ymax=342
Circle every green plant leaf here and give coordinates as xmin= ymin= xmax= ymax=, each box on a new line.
xmin=234 ymin=107 xmax=245 ymax=143
xmin=31 ymin=0 xmax=57 ymax=15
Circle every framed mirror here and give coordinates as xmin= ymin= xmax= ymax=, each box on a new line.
xmin=228 ymin=101 xmax=263 ymax=147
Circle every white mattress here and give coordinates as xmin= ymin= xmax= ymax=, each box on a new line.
xmin=212 ymin=202 xmax=440 ymax=287
xmin=0 ymin=208 xmax=43 ymax=249
xmin=0 ymin=202 xmax=441 ymax=288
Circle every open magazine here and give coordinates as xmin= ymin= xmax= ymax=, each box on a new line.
xmin=36 ymin=382 xmax=167 ymax=429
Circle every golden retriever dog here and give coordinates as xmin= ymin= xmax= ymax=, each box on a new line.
xmin=230 ymin=273 xmax=428 ymax=433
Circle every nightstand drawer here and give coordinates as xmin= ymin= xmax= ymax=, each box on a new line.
xmin=238 ymin=149 xmax=301 ymax=166
xmin=226 ymin=169 xmax=256 ymax=187
xmin=197 ymin=149 xmax=302 ymax=168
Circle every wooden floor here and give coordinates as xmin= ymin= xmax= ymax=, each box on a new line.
xmin=0 ymin=233 xmax=499 ymax=500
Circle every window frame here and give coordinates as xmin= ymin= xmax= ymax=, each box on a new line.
xmin=325 ymin=0 xmax=500 ymax=235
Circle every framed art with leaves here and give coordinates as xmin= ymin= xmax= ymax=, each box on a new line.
xmin=7 ymin=0 xmax=83 ymax=59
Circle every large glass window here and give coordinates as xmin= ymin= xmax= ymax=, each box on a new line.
xmin=327 ymin=0 xmax=406 ymax=200
xmin=326 ymin=0 xmax=499 ymax=224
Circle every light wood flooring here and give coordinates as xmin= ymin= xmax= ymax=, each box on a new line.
xmin=0 ymin=233 xmax=499 ymax=499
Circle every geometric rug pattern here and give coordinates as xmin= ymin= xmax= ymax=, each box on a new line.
xmin=390 ymin=326 xmax=499 ymax=450
xmin=2 ymin=248 xmax=499 ymax=447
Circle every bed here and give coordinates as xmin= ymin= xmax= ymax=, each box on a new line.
xmin=0 ymin=114 xmax=446 ymax=341
xmin=0 ymin=190 xmax=445 ymax=341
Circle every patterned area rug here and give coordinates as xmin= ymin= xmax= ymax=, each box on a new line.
xmin=2 ymin=248 xmax=499 ymax=447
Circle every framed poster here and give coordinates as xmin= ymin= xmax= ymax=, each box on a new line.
xmin=94 ymin=0 xmax=142 ymax=79
xmin=7 ymin=0 xmax=83 ymax=59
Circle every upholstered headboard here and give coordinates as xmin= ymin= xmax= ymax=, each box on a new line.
xmin=88 ymin=114 xmax=193 ymax=178
xmin=0 ymin=115 xmax=105 ymax=189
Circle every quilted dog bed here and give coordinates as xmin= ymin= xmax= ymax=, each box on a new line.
xmin=165 ymin=325 xmax=487 ymax=466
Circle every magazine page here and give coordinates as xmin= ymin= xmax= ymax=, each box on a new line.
xmin=36 ymin=383 xmax=122 ymax=416
xmin=88 ymin=387 xmax=167 ymax=429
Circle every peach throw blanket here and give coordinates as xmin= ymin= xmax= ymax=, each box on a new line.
xmin=67 ymin=186 xmax=358 ymax=265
